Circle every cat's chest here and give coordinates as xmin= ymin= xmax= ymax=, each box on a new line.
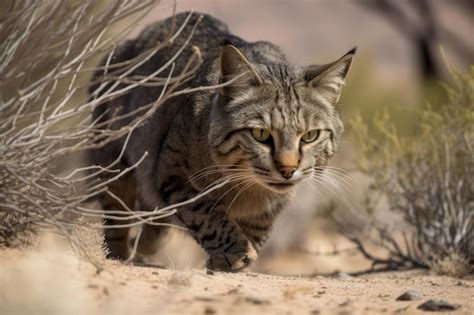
xmin=226 ymin=188 xmax=291 ymax=219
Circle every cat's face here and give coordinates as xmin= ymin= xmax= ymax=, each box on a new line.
xmin=209 ymin=45 xmax=354 ymax=193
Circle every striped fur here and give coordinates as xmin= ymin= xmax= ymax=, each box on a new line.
xmin=88 ymin=12 xmax=355 ymax=271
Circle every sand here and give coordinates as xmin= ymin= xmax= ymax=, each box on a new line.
xmin=1 ymin=245 xmax=472 ymax=315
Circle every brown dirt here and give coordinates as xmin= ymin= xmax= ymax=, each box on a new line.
xmin=1 ymin=242 xmax=472 ymax=315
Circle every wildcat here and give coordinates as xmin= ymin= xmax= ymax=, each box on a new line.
xmin=88 ymin=12 xmax=355 ymax=271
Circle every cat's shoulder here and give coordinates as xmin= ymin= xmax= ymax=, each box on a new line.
xmin=135 ymin=12 xmax=229 ymax=48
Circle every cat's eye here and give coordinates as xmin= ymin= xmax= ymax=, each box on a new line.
xmin=251 ymin=128 xmax=271 ymax=142
xmin=301 ymin=129 xmax=321 ymax=143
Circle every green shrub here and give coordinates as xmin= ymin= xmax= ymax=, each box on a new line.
xmin=351 ymin=65 xmax=473 ymax=277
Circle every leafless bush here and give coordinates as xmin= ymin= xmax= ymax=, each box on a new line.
xmin=348 ymin=64 xmax=473 ymax=277
xmin=0 ymin=1 xmax=231 ymax=266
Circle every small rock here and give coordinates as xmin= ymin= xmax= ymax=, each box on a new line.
xmin=396 ymin=290 xmax=422 ymax=301
xmin=226 ymin=288 xmax=239 ymax=295
xmin=203 ymin=306 xmax=216 ymax=315
xmin=395 ymin=306 xmax=409 ymax=313
xmin=417 ymin=300 xmax=460 ymax=312
xmin=334 ymin=272 xmax=352 ymax=280
xmin=245 ymin=296 xmax=270 ymax=305
xmin=455 ymin=280 xmax=471 ymax=288
xmin=167 ymin=273 xmax=191 ymax=286
xmin=195 ymin=296 xmax=216 ymax=302
xmin=339 ymin=299 xmax=352 ymax=307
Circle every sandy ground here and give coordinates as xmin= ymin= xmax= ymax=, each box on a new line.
xmin=1 ymin=244 xmax=472 ymax=315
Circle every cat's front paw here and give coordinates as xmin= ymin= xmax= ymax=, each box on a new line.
xmin=206 ymin=243 xmax=257 ymax=272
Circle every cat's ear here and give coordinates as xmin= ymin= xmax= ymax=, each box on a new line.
xmin=305 ymin=47 xmax=356 ymax=105
xmin=219 ymin=44 xmax=263 ymax=95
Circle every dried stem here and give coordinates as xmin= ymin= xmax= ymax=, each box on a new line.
xmin=0 ymin=1 xmax=224 ymax=268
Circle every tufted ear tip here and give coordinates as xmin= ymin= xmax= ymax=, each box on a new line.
xmin=346 ymin=47 xmax=357 ymax=56
xmin=219 ymin=44 xmax=263 ymax=96
xmin=304 ymin=48 xmax=357 ymax=106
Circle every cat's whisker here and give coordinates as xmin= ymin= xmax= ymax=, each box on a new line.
xmin=323 ymin=165 xmax=351 ymax=172
xmin=208 ymin=178 xmax=253 ymax=215
xmin=189 ymin=166 xmax=250 ymax=180
xmin=311 ymin=174 xmax=361 ymax=215
xmin=327 ymin=179 xmax=351 ymax=200
xmin=311 ymin=167 xmax=354 ymax=191
xmin=319 ymin=169 xmax=354 ymax=190
xmin=188 ymin=164 xmax=248 ymax=177
xmin=311 ymin=175 xmax=351 ymax=206
xmin=191 ymin=165 xmax=249 ymax=176
xmin=314 ymin=172 xmax=351 ymax=197
xmin=199 ymin=172 xmax=252 ymax=193
xmin=189 ymin=169 xmax=251 ymax=183
xmin=188 ymin=166 xmax=251 ymax=182
xmin=321 ymin=168 xmax=356 ymax=185
xmin=315 ymin=166 xmax=355 ymax=181
xmin=224 ymin=180 xmax=257 ymax=218
xmin=189 ymin=164 xmax=247 ymax=173
xmin=303 ymin=180 xmax=321 ymax=196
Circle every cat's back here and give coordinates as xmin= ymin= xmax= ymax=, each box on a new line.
xmin=133 ymin=12 xmax=287 ymax=83
xmin=132 ymin=12 xmax=234 ymax=74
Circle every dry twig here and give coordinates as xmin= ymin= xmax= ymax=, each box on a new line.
xmin=0 ymin=1 xmax=225 ymax=268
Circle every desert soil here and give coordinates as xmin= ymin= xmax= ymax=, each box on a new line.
xmin=1 ymin=245 xmax=472 ymax=315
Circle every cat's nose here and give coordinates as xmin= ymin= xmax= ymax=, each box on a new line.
xmin=275 ymin=151 xmax=300 ymax=179
xmin=278 ymin=166 xmax=297 ymax=179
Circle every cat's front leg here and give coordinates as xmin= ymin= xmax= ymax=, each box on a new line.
xmin=176 ymin=203 xmax=257 ymax=272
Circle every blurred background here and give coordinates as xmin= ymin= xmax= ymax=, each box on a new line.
xmin=132 ymin=0 xmax=473 ymax=275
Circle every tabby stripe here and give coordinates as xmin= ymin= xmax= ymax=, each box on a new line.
xmin=192 ymin=201 xmax=205 ymax=212
xmin=218 ymin=142 xmax=241 ymax=156
xmin=238 ymin=222 xmax=271 ymax=232
xmin=206 ymin=239 xmax=236 ymax=252
xmin=231 ymin=157 xmax=246 ymax=167
xmin=160 ymin=176 xmax=181 ymax=202
xmin=188 ymin=221 xmax=202 ymax=233
xmin=253 ymin=166 xmax=271 ymax=173
xmin=212 ymin=128 xmax=243 ymax=149
xmin=293 ymin=85 xmax=302 ymax=115
xmin=165 ymin=144 xmax=182 ymax=154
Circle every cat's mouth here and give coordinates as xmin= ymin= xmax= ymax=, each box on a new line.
xmin=263 ymin=179 xmax=301 ymax=192
xmin=267 ymin=181 xmax=295 ymax=188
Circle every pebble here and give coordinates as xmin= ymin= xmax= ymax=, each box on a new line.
xmin=203 ymin=306 xmax=216 ymax=315
xmin=417 ymin=300 xmax=460 ymax=312
xmin=167 ymin=273 xmax=191 ymax=286
xmin=339 ymin=299 xmax=352 ymax=307
xmin=245 ymin=296 xmax=270 ymax=305
xmin=396 ymin=290 xmax=422 ymax=301
xmin=334 ymin=272 xmax=352 ymax=280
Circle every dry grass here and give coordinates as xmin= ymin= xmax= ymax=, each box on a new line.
xmin=348 ymin=64 xmax=473 ymax=277
xmin=0 ymin=1 xmax=235 ymax=267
